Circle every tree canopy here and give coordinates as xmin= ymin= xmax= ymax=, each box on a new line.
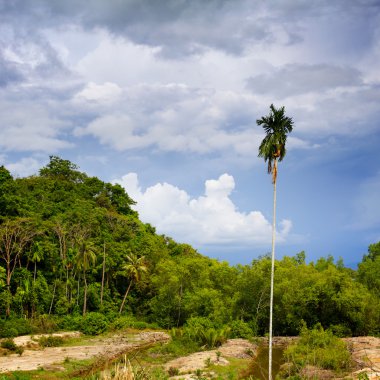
xmin=0 ymin=157 xmax=378 ymax=338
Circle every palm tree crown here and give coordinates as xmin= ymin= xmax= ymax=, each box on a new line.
xmin=119 ymin=253 xmax=147 ymax=314
xmin=257 ymin=104 xmax=294 ymax=183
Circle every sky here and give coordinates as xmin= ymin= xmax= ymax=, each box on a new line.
xmin=1 ymin=0 xmax=380 ymax=267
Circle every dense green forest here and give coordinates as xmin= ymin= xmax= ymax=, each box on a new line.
xmin=0 ymin=157 xmax=379 ymax=338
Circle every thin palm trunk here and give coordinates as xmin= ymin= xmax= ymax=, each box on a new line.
xmin=83 ymin=269 xmax=87 ymax=316
xmin=100 ymin=242 xmax=106 ymax=305
xmin=268 ymin=159 xmax=277 ymax=380
xmin=33 ymin=261 xmax=37 ymax=283
xmin=119 ymin=280 xmax=133 ymax=314
xmin=48 ymin=280 xmax=57 ymax=315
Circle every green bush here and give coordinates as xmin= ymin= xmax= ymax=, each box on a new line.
xmin=57 ymin=315 xmax=84 ymax=331
xmin=1 ymin=338 xmax=17 ymax=351
xmin=229 ymin=320 xmax=253 ymax=339
xmin=38 ymin=335 xmax=64 ymax=347
xmin=0 ymin=327 xmax=18 ymax=338
xmin=30 ymin=315 xmax=58 ymax=334
xmin=328 ymin=324 xmax=352 ymax=337
xmin=0 ymin=318 xmax=33 ymax=338
xmin=81 ymin=312 xmax=108 ymax=335
xmin=182 ymin=318 xmax=230 ymax=349
xmin=284 ymin=323 xmax=351 ymax=374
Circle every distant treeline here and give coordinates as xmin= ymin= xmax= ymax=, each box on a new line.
xmin=0 ymin=157 xmax=379 ymax=337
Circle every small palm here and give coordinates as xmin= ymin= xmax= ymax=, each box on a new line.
xmin=119 ymin=253 xmax=147 ymax=314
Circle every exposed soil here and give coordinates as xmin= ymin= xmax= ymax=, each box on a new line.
xmin=0 ymin=331 xmax=169 ymax=373
xmin=165 ymin=338 xmax=258 ymax=374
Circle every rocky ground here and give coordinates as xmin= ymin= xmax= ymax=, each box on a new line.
xmin=346 ymin=336 xmax=380 ymax=379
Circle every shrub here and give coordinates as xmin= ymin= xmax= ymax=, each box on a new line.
xmin=30 ymin=315 xmax=58 ymax=334
xmin=109 ymin=316 xmax=136 ymax=331
xmin=328 ymin=324 xmax=352 ymax=337
xmin=57 ymin=315 xmax=84 ymax=331
xmin=229 ymin=320 xmax=253 ymax=339
xmin=0 ymin=318 xmax=33 ymax=338
xmin=81 ymin=312 xmax=108 ymax=336
xmin=0 ymin=327 xmax=18 ymax=338
xmin=38 ymin=335 xmax=64 ymax=347
xmin=1 ymin=338 xmax=17 ymax=351
xmin=284 ymin=323 xmax=351 ymax=375
xmin=168 ymin=367 xmax=179 ymax=376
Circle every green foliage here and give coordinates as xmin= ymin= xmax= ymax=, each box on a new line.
xmin=38 ymin=335 xmax=64 ymax=347
xmin=0 ymin=158 xmax=379 ymax=340
xmin=284 ymin=324 xmax=351 ymax=375
xmin=182 ymin=317 xmax=230 ymax=349
xmin=229 ymin=320 xmax=253 ymax=339
xmin=0 ymin=318 xmax=33 ymax=338
xmin=81 ymin=312 xmax=108 ymax=335
xmin=39 ymin=156 xmax=84 ymax=182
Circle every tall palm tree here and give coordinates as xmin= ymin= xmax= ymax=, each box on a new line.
xmin=75 ymin=239 xmax=97 ymax=316
xmin=257 ymin=104 xmax=293 ymax=380
xmin=119 ymin=253 xmax=147 ymax=314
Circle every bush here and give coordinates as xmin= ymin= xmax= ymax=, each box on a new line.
xmin=81 ymin=312 xmax=108 ymax=335
xmin=0 ymin=327 xmax=18 ymax=338
xmin=229 ymin=320 xmax=253 ymax=339
xmin=38 ymin=335 xmax=64 ymax=347
xmin=109 ymin=315 xmax=136 ymax=331
xmin=1 ymin=338 xmax=17 ymax=351
xmin=0 ymin=318 xmax=33 ymax=338
xmin=57 ymin=315 xmax=84 ymax=331
xmin=182 ymin=318 xmax=230 ymax=349
xmin=30 ymin=315 xmax=58 ymax=334
xmin=284 ymin=323 xmax=351 ymax=375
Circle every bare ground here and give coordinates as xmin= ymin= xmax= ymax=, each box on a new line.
xmin=0 ymin=331 xmax=170 ymax=373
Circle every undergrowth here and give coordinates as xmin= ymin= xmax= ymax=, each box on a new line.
xmin=280 ymin=323 xmax=352 ymax=378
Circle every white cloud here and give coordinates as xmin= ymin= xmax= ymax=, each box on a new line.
xmin=0 ymin=100 xmax=73 ymax=153
xmin=5 ymin=156 xmax=43 ymax=177
xmin=114 ymin=172 xmax=292 ymax=247
xmin=74 ymin=81 xmax=122 ymax=103
xmin=73 ymin=83 xmax=266 ymax=156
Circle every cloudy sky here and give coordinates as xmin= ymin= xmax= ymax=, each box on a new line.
xmin=1 ymin=0 xmax=379 ymax=266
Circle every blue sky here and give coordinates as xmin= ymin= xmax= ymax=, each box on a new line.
xmin=1 ymin=0 xmax=379 ymax=266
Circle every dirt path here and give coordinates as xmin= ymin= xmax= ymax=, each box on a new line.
xmin=0 ymin=331 xmax=169 ymax=373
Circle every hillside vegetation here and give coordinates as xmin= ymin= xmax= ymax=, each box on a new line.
xmin=0 ymin=157 xmax=379 ymax=339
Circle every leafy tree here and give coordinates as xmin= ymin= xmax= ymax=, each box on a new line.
xmin=39 ymin=156 xmax=85 ymax=183
xmin=257 ymin=104 xmax=294 ymax=380
xmin=0 ymin=218 xmax=37 ymax=316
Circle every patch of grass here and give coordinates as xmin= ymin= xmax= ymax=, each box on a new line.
xmin=209 ymin=357 xmax=250 ymax=380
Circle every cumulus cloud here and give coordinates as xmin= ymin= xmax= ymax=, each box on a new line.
xmin=114 ymin=172 xmax=292 ymax=247
xmin=5 ymin=156 xmax=43 ymax=177
xmin=74 ymin=83 xmax=264 ymax=155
